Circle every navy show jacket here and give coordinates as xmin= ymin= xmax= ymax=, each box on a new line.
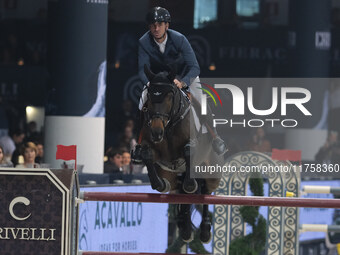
xmin=138 ymin=29 xmax=200 ymax=87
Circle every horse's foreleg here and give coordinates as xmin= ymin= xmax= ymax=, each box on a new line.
xmin=199 ymin=204 xmax=212 ymax=243
xmin=177 ymin=204 xmax=193 ymax=243
xmin=141 ymin=145 xmax=170 ymax=193
xmin=199 ymin=182 xmax=212 ymax=243
xmin=182 ymin=142 xmax=198 ymax=193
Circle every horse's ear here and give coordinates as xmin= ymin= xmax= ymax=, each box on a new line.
xmin=167 ymin=65 xmax=177 ymax=82
xmin=144 ymin=64 xmax=156 ymax=81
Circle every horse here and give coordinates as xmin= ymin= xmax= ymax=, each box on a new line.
xmin=139 ymin=65 xmax=223 ymax=243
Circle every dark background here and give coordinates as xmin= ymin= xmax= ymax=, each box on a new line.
xmin=1 ymin=0 xmax=340 ymax=147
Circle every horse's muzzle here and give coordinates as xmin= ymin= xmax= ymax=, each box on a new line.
xmin=151 ymin=127 xmax=164 ymax=143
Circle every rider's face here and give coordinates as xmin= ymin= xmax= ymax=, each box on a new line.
xmin=149 ymin=22 xmax=168 ymax=41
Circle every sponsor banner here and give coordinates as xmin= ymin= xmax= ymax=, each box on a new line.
xmin=0 ymin=168 xmax=72 ymax=255
xmin=79 ymin=185 xmax=168 ymax=253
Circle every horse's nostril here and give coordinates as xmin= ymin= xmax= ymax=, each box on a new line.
xmin=151 ymin=128 xmax=164 ymax=141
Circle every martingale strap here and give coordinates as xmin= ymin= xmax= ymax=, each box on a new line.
xmin=169 ymin=104 xmax=190 ymax=128
xmin=166 ymin=90 xmax=191 ymax=132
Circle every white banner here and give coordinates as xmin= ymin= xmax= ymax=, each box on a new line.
xmin=79 ymin=185 xmax=168 ymax=253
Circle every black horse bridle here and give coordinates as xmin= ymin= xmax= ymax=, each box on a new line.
xmin=144 ymin=81 xmax=190 ymax=131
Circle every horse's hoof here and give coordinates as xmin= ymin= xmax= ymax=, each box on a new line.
xmin=156 ymin=178 xmax=171 ymax=193
xmin=200 ymin=231 xmax=212 ymax=244
xmin=183 ymin=178 xmax=198 ymax=194
xmin=160 ymin=178 xmax=171 ymax=193
xmin=182 ymin=231 xmax=194 ymax=243
xmin=200 ymin=222 xmax=212 ymax=243
xmin=200 ymin=226 xmax=212 ymax=244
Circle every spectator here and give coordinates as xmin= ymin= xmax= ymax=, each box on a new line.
xmin=124 ymin=118 xmax=136 ymax=135
xmin=16 ymin=142 xmax=40 ymax=168
xmin=35 ymin=142 xmax=44 ymax=164
xmin=26 ymin=121 xmax=41 ymax=143
xmin=0 ymin=128 xmax=25 ymax=162
xmin=315 ymin=131 xmax=340 ymax=164
xmin=122 ymin=150 xmax=132 ymax=174
xmin=3 ymin=34 xmax=20 ymax=66
xmin=246 ymin=127 xmax=271 ymax=153
xmin=119 ymin=148 xmax=148 ymax=175
xmin=104 ymin=149 xmax=122 ymax=173
xmin=118 ymin=100 xmax=137 ymax=128
xmin=131 ymin=163 xmax=148 ymax=175
xmin=118 ymin=125 xmax=137 ymax=152
xmin=0 ymin=145 xmax=13 ymax=167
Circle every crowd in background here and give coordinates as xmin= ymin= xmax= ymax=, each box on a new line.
xmin=0 ymin=121 xmax=44 ymax=168
xmin=103 ymin=101 xmax=146 ymax=175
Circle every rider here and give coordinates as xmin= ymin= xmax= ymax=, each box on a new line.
xmin=132 ymin=6 xmax=226 ymax=162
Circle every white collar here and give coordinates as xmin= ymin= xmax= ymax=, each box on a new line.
xmin=154 ymin=33 xmax=168 ymax=53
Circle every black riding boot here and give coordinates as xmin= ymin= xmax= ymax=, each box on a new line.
xmin=211 ymin=128 xmax=227 ymax=155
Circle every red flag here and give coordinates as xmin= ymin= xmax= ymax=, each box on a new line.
xmin=272 ymin=149 xmax=301 ymax=162
xmin=56 ymin=145 xmax=77 ymax=161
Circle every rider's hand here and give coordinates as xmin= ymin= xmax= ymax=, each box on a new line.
xmin=174 ymin=79 xmax=183 ymax=89
xmin=174 ymin=79 xmax=188 ymax=89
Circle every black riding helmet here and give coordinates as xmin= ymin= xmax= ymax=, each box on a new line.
xmin=146 ymin=7 xmax=171 ymax=24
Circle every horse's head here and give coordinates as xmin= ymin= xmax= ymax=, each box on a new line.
xmin=144 ymin=65 xmax=177 ymax=143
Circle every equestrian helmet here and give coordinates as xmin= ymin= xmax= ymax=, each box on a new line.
xmin=146 ymin=7 xmax=171 ymax=24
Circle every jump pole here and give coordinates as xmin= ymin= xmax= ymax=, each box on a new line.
xmin=79 ymin=192 xmax=340 ymax=208
xmin=300 ymin=224 xmax=340 ymax=233
xmin=78 ymin=252 xmax=207 ymax=255
xmin=303 ymin=185 xmax=340 ymax=195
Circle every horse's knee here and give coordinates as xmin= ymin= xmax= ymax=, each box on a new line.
xmin=140 ymin=146 xmax=169 ymax=192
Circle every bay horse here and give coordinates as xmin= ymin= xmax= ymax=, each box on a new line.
xmin=139 ymin=65 xmax=222 ymax=243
